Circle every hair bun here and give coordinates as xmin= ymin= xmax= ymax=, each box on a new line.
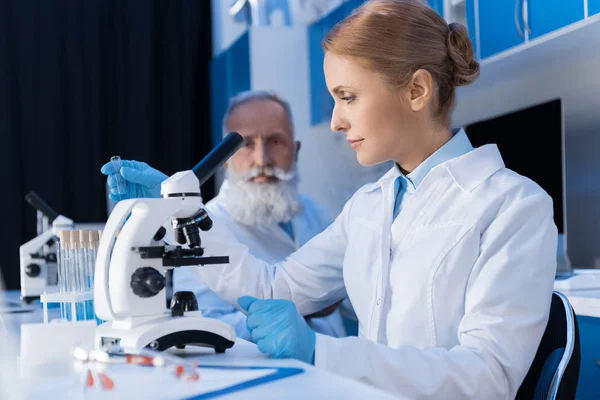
xmin=447 ymin=22 xmax=480 ymax=86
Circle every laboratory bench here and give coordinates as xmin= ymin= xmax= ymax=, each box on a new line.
xmin=2 ymin=283 xmax=599 ymax=399
xmin=1 ymin=291 xmax=396 ymax=400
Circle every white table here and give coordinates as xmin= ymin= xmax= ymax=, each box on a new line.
xmin=554 ymin=270 xmax=600 ymax=318
xmin=557 ymin=289 xmax=600 ymax=318
xmin=1 ymin=291 xmax=397 ymax=400
xmin=8 ymin=275 xmax=598 ymax=400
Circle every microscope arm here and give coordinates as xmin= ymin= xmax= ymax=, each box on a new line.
xmin=94 ymin=199 xmax=139 ymax=321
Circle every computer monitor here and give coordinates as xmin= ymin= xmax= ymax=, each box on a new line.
xmin=464 ymin=98 xmax=569 ymax=270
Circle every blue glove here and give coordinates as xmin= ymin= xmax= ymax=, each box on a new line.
xmin=100 ymin=160 xmax=168 ymax=202
xmin=238 ymin=296 xmax=316 ymax=364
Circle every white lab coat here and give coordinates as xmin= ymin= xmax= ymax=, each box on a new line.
xmin=193 ymin=144 xmax=557 ymax=399
xmin=174 ymin=183 xmax=347 ymax=340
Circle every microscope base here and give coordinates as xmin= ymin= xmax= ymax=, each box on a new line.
xmin=96 ymin=312 xmax=236 ymax=353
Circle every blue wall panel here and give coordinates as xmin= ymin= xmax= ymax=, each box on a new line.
xmin=209 ymin=32 xmax=251 ymax=146
xmin=528 ymin=0 xmax=584 ymax=40
xmin=576 ymin=316 xmax=600 ymax=400
xmin=478 ymin=1 xmax=525 ymax=59
xmin=590 ymin=0 xmax=600 ymax=16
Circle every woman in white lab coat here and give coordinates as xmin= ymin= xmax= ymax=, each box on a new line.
xmin=144 ymin=1 xmax=558 ymax=398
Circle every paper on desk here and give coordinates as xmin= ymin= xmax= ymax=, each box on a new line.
xmin=26 ymin=364 xmax=276 ymax=399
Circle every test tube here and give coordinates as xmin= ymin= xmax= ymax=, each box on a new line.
xmin=89 ymin=230 xmax=101 ymax=323
xmin=69 ymin=231 xmax=84 ymax=320
xmin=57 ymin=230 xmax=69 ymax=318
xmin=79 ymin=230 xmax=96 ymax=320
xmin=88 ymin=230 xmax=99 ymax=288
xmin=110 ymin=156 xmax=127 ymax=198
xmin=78 ymin=230 xmax=88 ymax=318
xmin=77 ymin=231 xmax=89 ymax=289
xmin=69 ymin=231 xmax=79 ymax=291
xmin=57 ymin=230 xmax=67 ymax=293
xmin=60 ymin=229 xmax=75 ymax=320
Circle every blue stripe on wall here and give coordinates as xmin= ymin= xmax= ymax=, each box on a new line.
xmin=308 ymin=20 xmax=326 ymax=126
xmin=308 ymin=0 xmax=366 ymax=126
xmin=209 ymin=32 xmax=251 ymax=147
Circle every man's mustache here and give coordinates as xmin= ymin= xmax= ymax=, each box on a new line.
xmin=242 ymin=167 xmax=295 ymax=182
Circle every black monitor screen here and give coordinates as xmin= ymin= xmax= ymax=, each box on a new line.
xmin=464 ymin=99 xmax=564 ymax=233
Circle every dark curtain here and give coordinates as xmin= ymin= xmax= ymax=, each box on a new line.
xmin=0 ymin=0 xmax=213 ymax=290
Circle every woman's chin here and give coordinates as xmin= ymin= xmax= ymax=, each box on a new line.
xmin=356 ymin=150 xmax=384 ymax=167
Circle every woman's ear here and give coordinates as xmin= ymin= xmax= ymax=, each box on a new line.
xmin=406 ymin=69 xmax=433 ymax=112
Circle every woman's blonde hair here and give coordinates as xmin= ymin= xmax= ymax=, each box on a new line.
xmin=323 ymin=0 xmax=480 ymax=121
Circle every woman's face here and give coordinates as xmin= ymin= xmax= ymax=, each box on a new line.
xmin=323 ymin=52 xmax=433 ymax=169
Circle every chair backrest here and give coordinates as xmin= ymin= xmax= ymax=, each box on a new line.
xmin=516 ymin=291 xmax=580 ymax=400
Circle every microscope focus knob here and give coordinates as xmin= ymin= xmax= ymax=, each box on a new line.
xmin=170 ymin=291 xmax=199 ymax=312
xmin=153 ymin=226 xmax=167 ymax=242
xmin=130 ymin=267 xmax=165 ymax=298
xmin=25 ymin=264 xmax=41 ymax=278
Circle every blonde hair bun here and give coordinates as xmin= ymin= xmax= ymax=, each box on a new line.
xmin=447 ymin=22 xmax=480 ymax=86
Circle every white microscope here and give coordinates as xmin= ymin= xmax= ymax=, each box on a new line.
xmin=20 ymin=191 xmax=74 ymax=303
xmin=95 ymin=132 xmax=244 ymax=353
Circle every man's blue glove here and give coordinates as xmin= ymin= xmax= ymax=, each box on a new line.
xmin=238 ymin=296 xmax=316 ymax=365
xmin=100 ymin=160 xmax=168 ymax=202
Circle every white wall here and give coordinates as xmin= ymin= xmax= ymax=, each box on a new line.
xmin=211 ymin=0 xmax=248 ymax=56
xmin=211 ymin=0 xmax=345 ymax=56
xmin=453 ymin=53 xmax=600 ymax=268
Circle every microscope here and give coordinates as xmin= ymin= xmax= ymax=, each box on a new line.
xmin=94 ymin=132 xmax=244 ymax=353
xmin=19 ymin=192 xmax=74 ymax=303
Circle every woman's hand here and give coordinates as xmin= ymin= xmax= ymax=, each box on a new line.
xmin=238 ymin=296 xmax=316 ymax=364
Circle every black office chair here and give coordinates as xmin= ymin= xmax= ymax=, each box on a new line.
xmin=516 ymin=291 xmax=580 ymax=400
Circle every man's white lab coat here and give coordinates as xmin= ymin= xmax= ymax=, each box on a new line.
xmin=191 ymin=144 xmax=558 ymax=399
xmin=173 ymin=182 xmax=347 ymax=340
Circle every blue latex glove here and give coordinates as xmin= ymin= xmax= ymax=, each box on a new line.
xmin=238 ymin=296 xmax=316 ymax=364
xmin=100 ymin=160 xmax=168 ymax=202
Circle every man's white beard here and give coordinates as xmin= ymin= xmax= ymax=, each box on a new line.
xmin=219 ymin=165 xmax=303 ymax=226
